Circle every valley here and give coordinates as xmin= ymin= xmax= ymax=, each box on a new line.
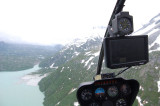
xmin=0 ymin=42 xmax=62 ymax=71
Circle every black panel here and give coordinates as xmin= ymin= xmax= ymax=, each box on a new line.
xmin=103 ymin=35 xmax=148 ymax=69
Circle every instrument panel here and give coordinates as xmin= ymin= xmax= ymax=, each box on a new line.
xmin=77 ymin=78 xmax=139 ymax=106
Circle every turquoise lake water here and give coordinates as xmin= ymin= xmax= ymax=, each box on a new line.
xmin=0 ymin=65 xmax=44 ymax=106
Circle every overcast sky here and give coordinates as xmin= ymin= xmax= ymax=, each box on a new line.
xmin=0 ymin=0 xmax=159 ymax=45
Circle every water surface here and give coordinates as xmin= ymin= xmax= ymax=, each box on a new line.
xmin=0 ymin=65 xmax=44 ymax=106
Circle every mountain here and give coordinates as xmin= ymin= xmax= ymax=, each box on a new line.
xmin=134 ymin=13 xmax=160 ymax=51
xmin=0 ymin=42 xmax=63 ymax=71
xmin=38 ymin=13 xmax=160 ymax=106
xmin=38 ymin=36 xmax=103 ymax=106
xmin=39 ymin=36 xmax=102 ymax=68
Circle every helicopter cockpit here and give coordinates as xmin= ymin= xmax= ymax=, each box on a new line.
xmin=77 ymin=78 xmax=139 ymax=106
xmin=76 ymin=0 xmax=149 ymax=106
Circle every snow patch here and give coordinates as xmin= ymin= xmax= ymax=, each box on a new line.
xmin=140 ymin=86 xmax=144 ymax=91
xmin=85 ymin=51 xmax=99 ymax=57
xmin=136 ymin=96 xmax=143 ymax=106
xmin=81 ymin=60 xmax=85 ymax=63
xmin=60 ymin=46 xmax=69 ymax=53
xmin=49 ymin=62 xmax=58 ymax=69
xmin=157 ymin=81 xmax=160 ymax=92
xmin=54 ymin=66 xmax=58 ymax=69
xmin=155 ymin=66 xmax=158 ymax=70
xmin=93 ymin=51 xmax=99 ymax=57
xmin=135 ymin=22 xmax=155 ymax=35
xmin=68 ymin=88 xmax=77 ymax=94
xmin=68 ymin=37 xmax=88 ymax=48
xmin=148 ymin=28 xmax=159 ymax=36
xmin=50 ymin=63 xmax=55 ymax=68
xmin=21 ymin=74 xmax=48 ymax=86
xmin=55 ymin=102 xmax=60 ymax=106
xmin=74 ymin=52 xmax=80 ymax=56
xmin=87 ymin=62 xmax=94 ymax=70
xmin=60 ymin=67 xmax=65 ymax=72
xmin=74 ymin=102 xmax=80 ymax=106
xmin=84 ymin=56 xmax=94 ymax=67
xmin=143 ymin=100 xmax=148 ymax=105
xmin=153 ymin=35 xmax=160 ymax=45
xmin=85 ymin=51 xmax=91 ymax=56
xmin=154 ymin=15 xmax=160 ymax=22
xmin=149 ymin=33 xmax=160 ymax=50
xmin=149 ymin=48 xmax=160 ymax=53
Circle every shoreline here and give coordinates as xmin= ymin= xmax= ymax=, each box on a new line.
xmin=21 ymin=73 xmax=48 ymax=86
xmin=0 ymin=64 xmax=40 ymax=72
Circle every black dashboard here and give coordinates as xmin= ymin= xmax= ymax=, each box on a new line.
xmin=76 ymin=78 xmax=139 ymax=106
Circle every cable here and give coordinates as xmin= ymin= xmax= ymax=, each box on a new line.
xmin=114 ymin=66 xmax=132 ymax=77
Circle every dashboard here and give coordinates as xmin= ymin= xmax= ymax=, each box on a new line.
xmin=76 ymin=78 xmax=139 ymax=106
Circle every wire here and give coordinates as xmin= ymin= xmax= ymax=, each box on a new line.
xmin=114 ymin=66 xmax=132 ymax=77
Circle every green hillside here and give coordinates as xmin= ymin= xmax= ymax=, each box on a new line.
xmin=39 ymin=40 xmax=100 ymax=106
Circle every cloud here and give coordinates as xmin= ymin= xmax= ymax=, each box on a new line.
xmin=0 ymin=0 xmax=159 ymax=45
xmin=0 ymin=32 xmax=23 ymax=43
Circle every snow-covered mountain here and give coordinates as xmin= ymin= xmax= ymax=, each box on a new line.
xmin=62 ymin=12 xmax=160 ymax=53
xmin=134 ymin=13 xmax=160 ymax=51
xmin=39 ymin=35 xmax=102 ymax=69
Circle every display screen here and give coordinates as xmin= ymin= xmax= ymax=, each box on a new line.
xmin=104 ymin=35 xmax=148 ymax=69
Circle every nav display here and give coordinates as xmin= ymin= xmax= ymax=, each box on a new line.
xmin=103 ymin=35 xmax=148 ymax=69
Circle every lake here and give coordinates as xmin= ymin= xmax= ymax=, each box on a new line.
xmin=0 ymin=65 xmax=44 ymax=106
